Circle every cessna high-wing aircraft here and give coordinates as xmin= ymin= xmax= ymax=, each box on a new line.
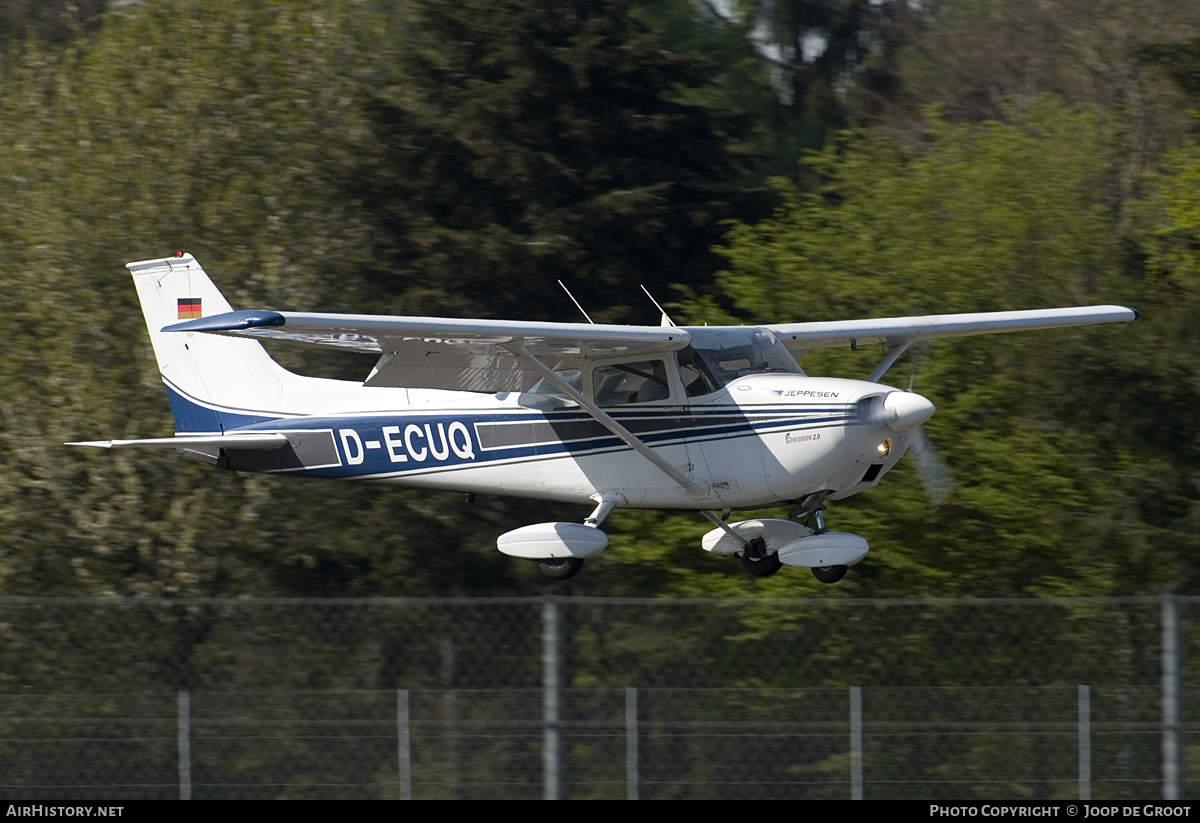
xmin=70 ymin=253 xmax=1138 ymax=580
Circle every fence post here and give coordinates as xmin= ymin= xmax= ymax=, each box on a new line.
xmin=1078 ymin=684 xmax=1091 ymax=800
xmin=398 ymin=688 xmax=412 ymax=800
xmin=626 ymin=686 xmax=639 ymax=800
xmin=544 ymin=596 xmax=565 ymax=800
xmin=1162 ymin=594 xmax=1183 ymax=800
xmin=849 ymin=686 xmax=863 ymax=800
xmin=177 ymin=688 xmax=192 ymax=801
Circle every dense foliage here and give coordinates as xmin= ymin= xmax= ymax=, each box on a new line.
xmin=3 ymin=0 xmax=1200 ymax=601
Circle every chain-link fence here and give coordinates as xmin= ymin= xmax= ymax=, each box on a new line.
xmin=0 ymin=596 xmax=1191 ymax=799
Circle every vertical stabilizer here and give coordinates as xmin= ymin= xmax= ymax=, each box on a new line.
xmin=128 ymin=254 xmax=293 ymax=432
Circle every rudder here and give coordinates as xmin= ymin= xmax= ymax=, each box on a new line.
xmin=128 ymin=253 xmax=293 ymax=432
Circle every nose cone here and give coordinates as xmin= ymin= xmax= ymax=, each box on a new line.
xmin=881 ymin=391 xmax=935 ymax=432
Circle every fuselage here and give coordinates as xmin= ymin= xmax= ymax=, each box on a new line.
xmin=203 ymin=372 xmax=927 ymax=511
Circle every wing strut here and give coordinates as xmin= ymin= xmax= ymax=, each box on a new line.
xmin=505 ymin=342 xmax=709 ymax=500
xmin=866 ymin=340 xmax=913 ymax=383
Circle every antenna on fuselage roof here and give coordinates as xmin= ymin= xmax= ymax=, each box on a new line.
xmin=558 ymin=280 xmax=595 ymax=324
xmin=640 ymin=285 xmax=676 ymax=328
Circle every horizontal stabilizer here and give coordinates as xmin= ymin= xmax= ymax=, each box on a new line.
xmin=67 ymin=433 xmax=290 ymax=450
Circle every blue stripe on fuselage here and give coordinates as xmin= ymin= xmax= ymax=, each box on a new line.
xmin=164 ymin=381 xmax=281 ymax=432
xmin=215 ymin=404 xmax=858 ymax=480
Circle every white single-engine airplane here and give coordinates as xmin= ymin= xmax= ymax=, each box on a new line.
xmin=71 ymin=254 xmax=1138 ymax=581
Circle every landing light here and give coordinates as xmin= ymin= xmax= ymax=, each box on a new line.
xmin=876 ymin=438 xmax=892 ymax=458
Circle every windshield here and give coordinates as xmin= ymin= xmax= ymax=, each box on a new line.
xmin=677 ymin=327 xmax=801 ymax=396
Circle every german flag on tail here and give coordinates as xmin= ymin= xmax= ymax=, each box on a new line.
xmin=177 ymin=297 xmax=202 ymax=320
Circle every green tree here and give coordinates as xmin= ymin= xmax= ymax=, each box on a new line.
xmin=744 ymin=1 xmax=876 ymax=146
xmin=861 ymin=0 xmax=1200 ymax=204
xmin=0 ymin=0 xmax=765 ymax=599
xmin=0 ymin=1 xmax=528 ymax=597
xmin=692 ymin=98 xmax=1183 ymax=596
xmin=0 ymin=0 xmax=105 ymax=45
xmin=352 ymin=0 xmax=754 ymax=323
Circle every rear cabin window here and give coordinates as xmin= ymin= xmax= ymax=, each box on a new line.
xmin=592 ymin=360 xmax=671 ymax=407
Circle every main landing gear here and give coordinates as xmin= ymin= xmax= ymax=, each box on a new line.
xmin=496 ymin=497 xmax=620 ymax=581
xmin=739 ymin=536 xmax=782 ymax=578
xmin=538 ymin=557 xmax=585 ymax=581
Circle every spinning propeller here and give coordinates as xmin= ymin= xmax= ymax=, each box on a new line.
xmin=901 ymin=341 xmax=958 ymax=509
xmin=861 ymin=338 xmax=958 ymax=509
xmin=908 ymin=424 xmax=957 ymax=509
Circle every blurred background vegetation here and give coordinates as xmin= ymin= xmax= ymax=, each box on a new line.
xmin=4 ymin=0 xmax=1200 ymax=600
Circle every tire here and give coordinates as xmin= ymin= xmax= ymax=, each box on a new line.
xmin=538 ymin=557 xmax=585 ymax=581
xmin=811 ymin=565 xmax=847 ymax=584
xmin=740 ymin=551 xmax=782 ymax=578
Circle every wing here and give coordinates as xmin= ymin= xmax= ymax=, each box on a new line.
xmin=766 ymin=306 xmax=1138 ymax=351
xmin=164 ymin=310 xmax=692 ymax=393
xmin=164 ymin=305 xmax=1136 ymax=392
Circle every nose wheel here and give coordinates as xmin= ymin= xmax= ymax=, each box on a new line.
xmin=702 ymin=506 xmax=862 ymax=582
xmin=791 ymin=499 xmax=849 ymax=583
